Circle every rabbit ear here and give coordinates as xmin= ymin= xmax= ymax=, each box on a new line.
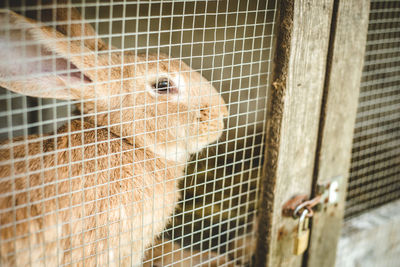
xmin=39 ymin=1 xmax=108 ymax=52
xmin=0 ymin=9 xmax=109 ymax=100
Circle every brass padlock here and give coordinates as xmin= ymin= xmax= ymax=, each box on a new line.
xmin=293 ymin=209 xmax=310 ymax=255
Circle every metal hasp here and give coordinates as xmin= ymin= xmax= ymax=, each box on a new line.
xmin=316 ymin=175 xmax=342 ymax=207
xmin=282 ymin=176 xmax=343 ymax=255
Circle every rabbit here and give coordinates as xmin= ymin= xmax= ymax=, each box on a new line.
xmin=143 ymin=238 xmax=237 ymax=267
xmin=0 ymin=6 xmax=228 ymax=267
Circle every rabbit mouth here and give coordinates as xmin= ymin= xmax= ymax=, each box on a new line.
xmin=151 ymin=143 xmax=189 ymax=163
xmin=186 ymin=129 xmax=225 ymax=154
xmin=149 ymin=125 xmax=224 ymax=162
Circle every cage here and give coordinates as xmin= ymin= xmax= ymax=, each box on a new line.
xmin=0 ymin=0 xmax=276 ymax=266
xmin=345 ymin=0 xmax=400 ymax=219
xmin=336 ymin=0 xmax=400 ymax=266
xmin=0 ymin=0 xmax=399 ymax=267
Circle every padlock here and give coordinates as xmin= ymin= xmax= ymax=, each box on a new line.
xmin=293 ymin=209 xmax=310 ymax=255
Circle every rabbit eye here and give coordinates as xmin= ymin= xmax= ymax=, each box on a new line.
xmin=152 ymin=79 xmax=177 ymax=94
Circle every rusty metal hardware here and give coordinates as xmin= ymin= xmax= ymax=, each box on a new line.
xmin=282 ymin=177 xmax=343 ymax=256
xmin=282 ymin=194 xmax=321 ymax=219
xmin=317 ymin=176 xmax=342 ymax=205
xmin=282 ymin=194 xmax=309 ymax=218
xmin=293 ymin=195 xmax=321 ymax=218
xmin=282 ymin=176 xmax=343 ymax=219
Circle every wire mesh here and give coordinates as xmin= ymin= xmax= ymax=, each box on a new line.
xmin=345 ymin=0 xmax=400 ymax=219
xmin=0 ymin=0 xmax=277 ymax=266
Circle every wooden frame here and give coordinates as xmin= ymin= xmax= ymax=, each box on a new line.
xmin=307 ymin=0 xmax=370 ymax=266
xmin=255 ymin=0 xmax=370 ymax=266
xmin=255 ymin=0 xmax=334 ymax=266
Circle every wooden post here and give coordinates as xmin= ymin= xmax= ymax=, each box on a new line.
xmin=255 ymin=0 xmax=334 ymax=266
xmin=306 ymin=0 xmax=370 ymax=266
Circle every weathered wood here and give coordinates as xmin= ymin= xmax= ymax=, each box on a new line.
xmin=335 ymin=200 xmax=400 ymax=267
xmin=306 ymin=0 xmax=370 ymax=266
xmin=255 ymin=0 xmax=334 ymax=266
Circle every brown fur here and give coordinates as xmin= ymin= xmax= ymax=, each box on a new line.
xmin=0 ymin=120 xmax=180 ymax=266
xmin=0 ymin=7 xmax=228 ymax=267
xmin=143 ymin=238 xmax=236 ymax=267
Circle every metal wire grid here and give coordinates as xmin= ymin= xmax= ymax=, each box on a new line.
xmin=0 ymin=0 xmax=277 ymax=266
xmin=345 ymin=0 xmax=400 ymax=219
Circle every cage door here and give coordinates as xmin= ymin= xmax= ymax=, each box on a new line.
xmin=255 ymin=0 xmax=370 ymax=267
xmin=255 ymin=0 xmax=334 ymax=266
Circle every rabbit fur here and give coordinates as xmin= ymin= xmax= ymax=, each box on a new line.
xmin=0 ymin=6 xmax=228 ymax=267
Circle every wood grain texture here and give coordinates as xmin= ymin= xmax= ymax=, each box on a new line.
xmin=306 ymin=0 xmax=370 ymax=266
xmin=255 ymin=0 xmax=333 ymax=266
xmin=335 ymin=200 xmax=400 ymax=267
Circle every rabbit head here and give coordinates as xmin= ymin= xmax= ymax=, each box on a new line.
xmin=0 ymin=8 xmax=228 ymax=162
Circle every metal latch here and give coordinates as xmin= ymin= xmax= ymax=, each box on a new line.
xmin=282 ymin=176 xmax=342 ymax=219
xmin=281 ymin=176 xmax=343 ymax=254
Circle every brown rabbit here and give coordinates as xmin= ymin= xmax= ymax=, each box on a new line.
xmin=143 ymin=238 xmax=237 ymax=267
xmin=0 ymin=6 xmax=228 ymax=267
